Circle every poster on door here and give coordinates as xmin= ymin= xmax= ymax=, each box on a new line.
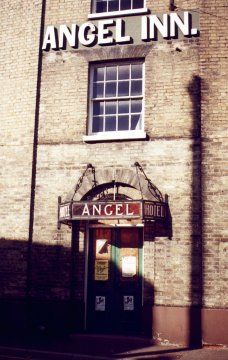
xmin=96 ymin=239 xmax=109 ymax=256
xmin=95 ymin=296 xmax=106 ymax=311
xmin=124 ymin=296 xmax=134 ymax=311
xmin=95 ymin=260 xmax=109 ymax=281
xmin=122 ymin=256 xmax=137 ymax=277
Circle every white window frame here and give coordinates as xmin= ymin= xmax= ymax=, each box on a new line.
xmin=83 ymin=60 xmax=146 ymax=142
xmin=88 ymin=0 xmax=148 ymax=19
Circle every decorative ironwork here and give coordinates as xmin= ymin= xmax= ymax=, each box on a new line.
xmin=135 ymin=163 xmax=144 ymax=200
xmin=58 ymin=164 xmax=168 ymax=229
xmin=82 ymin=182 xmax=130 ymax=201
xmin=134 ymin=162 xmax=164 ymax=202
xmin=71 ymin=163 xmax=97 ymax=201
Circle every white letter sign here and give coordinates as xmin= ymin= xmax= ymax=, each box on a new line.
xmin=98 ymin=19 xmax=114 ymax=45
xmin=42 ymin=26 xmax=57 ymax=50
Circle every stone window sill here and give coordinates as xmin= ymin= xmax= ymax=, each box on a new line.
xmin=88 ymin=8 xmax=149 ymax=20
xmin=83 ymin=131 xmax=147 ymax=142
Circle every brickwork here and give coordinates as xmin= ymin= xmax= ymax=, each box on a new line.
xmin=44 ymin=0 xmax=90 ymax=24
xmin=0 ymin=0 xmax=42 ymax=298
xmin=0 ymin=0 xmax=227 ymax=344
xmin=0 ymin=0 xmax=41 ymax=240
xmin=200 ymin=0 xmax=228 ymax=308
xmin=39 ymin=52 xmax=88 ymax=144
xmin=145 ymin=43 xmax=200 ymax=139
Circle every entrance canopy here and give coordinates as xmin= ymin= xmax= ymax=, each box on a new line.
xmin=58 ymin=163 xmax=168 ymax=228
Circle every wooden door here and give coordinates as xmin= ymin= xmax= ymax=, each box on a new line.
xmin=87 ymin=227 xmax=143 ymax=334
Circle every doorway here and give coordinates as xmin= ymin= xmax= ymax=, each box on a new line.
xmin=86 ymin=227 xmax=143 ymax=335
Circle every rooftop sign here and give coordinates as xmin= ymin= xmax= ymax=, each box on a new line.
xmin=42 ymin=11 xmax=199 ymax=51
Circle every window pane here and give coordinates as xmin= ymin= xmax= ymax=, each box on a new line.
xmin=93 ymin=83 xmax=104 ymax=98
xmin=96 ymin=0 xmax=107 ymax=13
xmin=94 ymin=67 xmax=105 ymax=82
xmin=105 ymin=101 xmax=116 ymax=114
xmin=105 ymin=82 xmax=117 ymax=97
xmin=120 ymin=0 xmax=131 ymax=10
xmin=131 ymin=80 xmax=142 ymax=96
xmin=131 ymin=64 xmax=142 ymax=79
xmin=131 ymin=99 xmax=142 ymax=113
xmin=93 ymin=101 xmax=104 ymax=115
xmin=91 ymin=62 xmax=144 ymax=135
xmin=106 ymin=66 xmax=117 ymax=81
xmin=108 ymin=0 xmax=119 ymax=11
xmin=105 ymin=116 xmax=116 ymax=131
xmin=92 ymin=116 xmax=104 ymax=132
xmin=118 ymin=65 xmax=130 ymax=80
xmin=133 ymin=0 xmax=144 ymax=9
xmin=118 ymin=115 xmax=129 ymax=130
xmin=118 ymin=100 xmax=129 ymax=114
xmin=131 ymin=114 xmax=141 ymax=130
xmin=95 ymin=0 xmax=144 ymax=13
xmin=118 ymin=81 xmax=129 ymax=97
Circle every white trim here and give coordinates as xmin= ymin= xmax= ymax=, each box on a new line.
xmin=142 ymin=61 xmax=145 ymax=133
xmin=91 ymin=95 xmax=143 ymax=101
xmin=88 ymin=8 xmax=149 ymax=19
xmin=88 ymin=64 xmax=95 ymax=135
xmin=88 ymin=61 xmax=145 ymax=136
xmin=83 ymin=130 xmax=147 ymax=142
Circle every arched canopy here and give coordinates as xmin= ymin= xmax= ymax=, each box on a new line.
xmin=63 ymin=166 xmax=163 ymax=203
xmin=58 ymin=165 xmax=168 ymax=227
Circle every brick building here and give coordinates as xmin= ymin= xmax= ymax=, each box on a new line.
xmin=0 ymin=0 xmax=227 ymax=346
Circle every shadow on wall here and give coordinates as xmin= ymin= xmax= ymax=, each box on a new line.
xmin=188 ymin=75 xmax=203 ymax=348
xmin=0 ymin=235 xmax=153 ymax=344
xmin=0 ymin=238 xmax=76 ymax=335
xmin=0 ymin=219 xmax=167 ymax=339
xmin=0 ymin=237 xmax=194 ymax=359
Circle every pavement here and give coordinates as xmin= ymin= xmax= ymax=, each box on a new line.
xmin=0 ymin=333 xmax=227 ymax=360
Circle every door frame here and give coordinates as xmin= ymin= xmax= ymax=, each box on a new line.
xmin=84 ymin=223 xmax=144 ymax=333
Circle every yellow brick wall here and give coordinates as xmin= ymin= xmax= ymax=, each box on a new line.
xmin=32 ymin=0 xmax=203 ymax=305
xmin=0 ymin=0 xmax=227 ymax=316
xmin=200 ymin=0 xmax=228 ymax=308
xmin=0 ymin=1 xmax=42 ymax=297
